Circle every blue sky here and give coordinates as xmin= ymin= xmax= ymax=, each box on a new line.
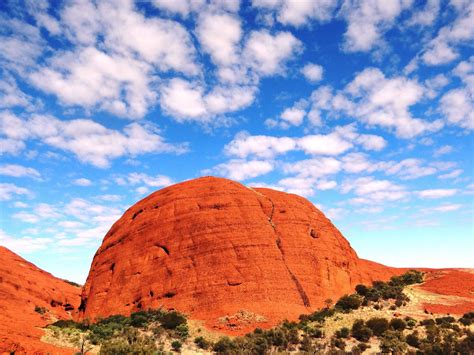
xmin=0 ymin=0 xmax=473 ymax=283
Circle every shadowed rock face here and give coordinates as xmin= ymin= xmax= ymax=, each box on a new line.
xmin=79 ymin=176 xmax=400 ymax=332
xmin=0 ymin=246 xmax=81 ymax=353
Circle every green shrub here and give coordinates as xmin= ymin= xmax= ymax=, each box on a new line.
xmin=160 ymin=311 xmax=186 ymax=329
xmin=460 ymin=312 xmax=474 ymax=326
xmin=171 ymin=340 xmax=182 ymax=352
xmin=335 ymin=327 xmax=350 ymax=339
xmin=390 ymin=318 xmax=406 ymax=331
xmin=351 ymin=320 xmax=372 ymax=342
xmin=175 ymin=323 xmax=189 ymax=339
xmin=332 ymin=337 xmax=346 ymax=350
xmin=420 ymin=319 xmax=435 ymax=327
xmin=194 ymin=336 xmax=210 ymax=350
xmin=380 ymin=330 xmax=407 ymax=353
xmin=355 ymin=284 xmax=369 ymax=296
xmin=406 ymin=331 xmax=420 ymax=348
xmin=435 ymin=316 xmax=456 ymax=325
xmin=307 ymin=307 xmax=335 ymax=322
xmin=366 ymin=317 xmax=389 ymax=336
xmin=335 ymin=294 xmax=362 ymax=312
xmin=213 ymin=336 xmax=237 ymax=353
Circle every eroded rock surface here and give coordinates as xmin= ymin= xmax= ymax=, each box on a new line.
xmin=0 ymin=246 xmax=81 ymax=353
xmin=79 ymin=177 xmax=401 ymax=333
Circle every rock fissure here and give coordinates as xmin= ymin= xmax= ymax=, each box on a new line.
xmin=255 ymin=190 xmax=311 ymax=308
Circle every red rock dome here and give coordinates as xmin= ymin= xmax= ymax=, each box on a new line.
xmin=0 ymin=246 xmax=81 ymax=353
xmin=79 ymin=176 xmax=400 ymax=332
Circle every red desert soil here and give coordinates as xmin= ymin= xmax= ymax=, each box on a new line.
xmin=78 ymin=176 xmax=404 ymax=334
xmin=417 ymin=269 xmax=474 ymax=315
xmin=0 ymin=246 xmax=81 ymax=354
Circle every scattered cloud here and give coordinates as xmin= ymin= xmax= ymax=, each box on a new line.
xmin=416 ymin=188 xmax=458 ymax=199
xmin=73 ymin=178 xmax=92 ymax=186
xmin=0 ymin=183 xmax=31 ymax=201
xmin=0 ymin=164 xmax=40 ymax=179
xmin=207 ymin=159 xmax=274 ymax=181
xmin=301 ymin=63 xmax=324 ymax=82
xmin=0 ymin=112 xmax=187 ymax=167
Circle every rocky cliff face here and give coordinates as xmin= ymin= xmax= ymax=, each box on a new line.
xmin=79 ymin=177 xmax=401 ymax=332
xmin=0 ymin=246 xmax=81 ymax=353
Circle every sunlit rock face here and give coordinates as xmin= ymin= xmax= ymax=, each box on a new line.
xmin=79 ymin=176 xmax=400 ymax=333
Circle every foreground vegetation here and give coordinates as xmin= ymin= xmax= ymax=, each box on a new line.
xmin=45 ymin=271 xmax=474 ymax=354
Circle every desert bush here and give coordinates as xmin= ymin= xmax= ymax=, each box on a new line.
xmin=171 ymin=340 xmax=182 ymax=352
xmin=306 ymin=307 xmax=335 ymax=322
xmin=160 ymin=311 xmax=186 ymax=329
xmin=390 ymin=318 xmax=406 ymax=331
xmin=335 ymin=294 xmax=362 ymax=311
xmin=459 ymin=312 xmax=474 ymax=326
xmin=213 ymin=336 xmax=237 ymax=353
xmin=406 ymin=331 xmax=420 ymax=348
xmin=355 ymin=284 xmax=369 ymax=296
xmin=351 ymin=320 xmax=373 ymax=342
xmin=194 ymin=336 xmax=211 ymax=350
xmin=435 ymin=316 xmax=456 ymax=325
xmin=380 ymin=330 xmax=407 ymax=353
xmin=335 ymin=327 xmax=350 ymax=339
xmin=366 ymin=317 xmax=389 ymax=336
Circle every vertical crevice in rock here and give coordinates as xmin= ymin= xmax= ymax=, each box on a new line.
xmin=254 ymin=190 xmax=311 ymax=308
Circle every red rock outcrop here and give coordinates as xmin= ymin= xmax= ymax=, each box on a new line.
xmin=79 ymin=176 xmax=403 ymax=333
xmin=0 ymin=246 xmax=81 ymax=354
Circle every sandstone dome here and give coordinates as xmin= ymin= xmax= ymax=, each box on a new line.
xmin=79 ymin=176 xmax=399 ymax=332
xmin=0 ymin=246 xmax=80 ymax=353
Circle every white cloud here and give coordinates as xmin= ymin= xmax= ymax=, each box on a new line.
xmin=159 ymin=78 xmax=256 ymax=122
xmin=0 ymin=74 xmax=36 ymax=110
xmin=341 ymin=176 xmax=408 ymax=204
xmin=283 ymin=157 xmax=342 ymax=178
xmin=345 ymin=68 xmax=443 ymax=138
xmin=151 ymin=0 xmax=203 ymax=16
xmin=0 ymin=164 xmax=40 ymax=178
xmin=224 ymin=132 xmax=297 ymax=158
xmin=438 ymin=169 xmax=463 ymax=179
xmin=341 ymin=0 xmax=414 ymax=52
xmin=298 ymin=132 xmax=353 ymax=155
xmin=385 ymin=158 xmax=437 ymax=180
xmin=301 ymin=63 xmax=324 ymax=82
xmin=433 ymin=145 xmax=453 ymax=157
xmin=252 ymin=0 xmax=337 ymax=26
xmin=0 ymin=112 xmax=187 ymax=167
xmin=126 ymin=173 xmax=174 ymax=187
xmin=440 ymin=88 xmax=474 ymax=130
xmin=279 ymin=106 xmax=306 ymax=127
xmin=196 ymin=12 xmax=242 ymax=66
xmin=406 ymin=0 xmax=440 ymax=27
xmin=416 ymin=188 xmax=458 ymax=199
xmin=0 ymin=183 xmax=31 ymax=201
xmin=26 ymin=0 xmax=199 ymax=118
xmin=243 ymin=30 xmax=302 ymax=76
xmin=0 ymin=229 xmax=52 ymax=253
xmin=429 ymin=203 xmax=462 ymax=212
xmin=73 ymin=178 xmax=92 ymax=186
xmin=225 ymin=125 xmax=385 ymax=159
xmin=207 ymin=159 xmax=274 ymax=181
xmin=12 ymin=211 xmax=40 ymax=223
xmin=422 ymin=2 xmax=474 ymax=65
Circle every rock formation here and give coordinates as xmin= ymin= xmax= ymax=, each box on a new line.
xmin=79 ymin=176 xmax=402 ymax=332
xmin=0 ymin=246 xmax=81 ymax=353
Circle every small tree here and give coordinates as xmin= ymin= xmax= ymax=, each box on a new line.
xmin=335 ymin=294 xmax=362 ymax=312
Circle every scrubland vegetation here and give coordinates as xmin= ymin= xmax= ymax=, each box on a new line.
xmin=44 ymin=270 xmax=474 ymax=354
